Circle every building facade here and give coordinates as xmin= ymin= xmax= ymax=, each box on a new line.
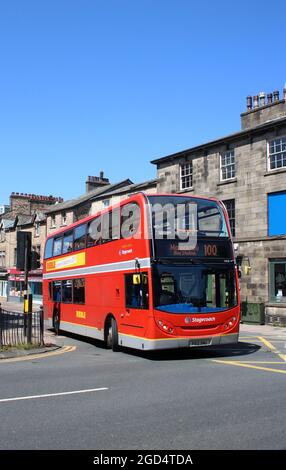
xmin=151 ymin=86 xmax=286 ymax=324
xmin=0 ymin=193 xmax=63 ymax=303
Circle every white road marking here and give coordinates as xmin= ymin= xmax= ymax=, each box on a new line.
xmin=0 ymin=387 xmax=108 ymax=403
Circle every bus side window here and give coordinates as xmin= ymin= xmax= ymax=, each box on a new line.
xmin=62 ymin=280 xmax=73 ymax=303
xmin=62 ymin=231 xmax=73 ymax=254
xmin=125 ymin=273 xmax=149 ymax=309
xmin=44 ymin=238 xmax=53 ymax=259
xmin=121 ymin=203 xmax=141 ymax=239
xmin=74 ymin=224 xmax=87 ymax=251
xmin=87 ymin=217 xmax=102 ymax=247
xmin=52 ymin=281 xmax=62 ymax=302
xmin=53 ymin=237 xmax=63 ymax=257
xmin=73 ymin=278 xmax=85 ymax=304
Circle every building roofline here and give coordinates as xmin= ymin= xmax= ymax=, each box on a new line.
xmin=45 ymin=179 xmax=133 ymax=214
xmin=150 ymin=115 xmax=286 ymax=165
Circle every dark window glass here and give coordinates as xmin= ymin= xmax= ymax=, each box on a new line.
xmin=62 ymin=279 xmax=73 ymax=303
xmin=269 ymin=259 xmax=286 ymax=302
xmin=52 ymin=281 xmax=62 ymax=302
xmin=44 ymin=238 xmax=53 ymax=259
xmin=121 ymin=203 xmax=141 ymax=239
xmin=53 ymin=237 xmax=63 ymax=257
xmin=62 ymin=231 xmax=73 ymax=254
xmin=73 ymin=278 xmax=85 ymax=304
xmin=125 ymin=273 xmax=149 ymax=309
xmin=223 ymin=199 xmax=235 ymax=237
xmin=74 ymin=224 xmax=86 ymax=251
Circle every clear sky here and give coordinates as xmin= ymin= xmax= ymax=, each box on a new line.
xmin=0 ymin=0 xmax=286 ymax=204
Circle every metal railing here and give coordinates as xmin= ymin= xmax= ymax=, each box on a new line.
xmin=0 ymin=304 xmax=44 ymax=348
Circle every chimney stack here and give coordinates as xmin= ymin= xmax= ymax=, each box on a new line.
xmin=241 ymin=84 xmax=286 ymax=130
xmin=85 ymin=173 xmax=110 ymax=193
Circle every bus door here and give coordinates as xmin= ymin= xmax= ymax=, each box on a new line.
xmin=123 ymin=272 xmax=149 ymax=332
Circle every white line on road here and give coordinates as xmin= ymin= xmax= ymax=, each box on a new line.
xmin=0 ymin=387 xmax=109 ymax=403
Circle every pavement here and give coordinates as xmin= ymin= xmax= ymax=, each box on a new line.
xmin=0 ymin=300 xmax=58 ymax=359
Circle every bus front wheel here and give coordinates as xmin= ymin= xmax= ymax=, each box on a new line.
xmin=106 ymin=317 xmax=120 ymax=352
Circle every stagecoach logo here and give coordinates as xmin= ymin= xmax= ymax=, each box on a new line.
xmin=119 ymin=248 xmax=133 ymax=256
xmin=185 ymin=316 xmax=216 ymax=324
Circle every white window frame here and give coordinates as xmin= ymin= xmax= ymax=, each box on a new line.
xmin=267 ymin=136 xmax=286 ymax=172
xmin=50 ymin=215 xmax=56 ymax=229
xmin=61 ymin=211 xmax=67 ymax=226
xmin=180 ymin=162 xmax=193 ymax=190
xmin=220 ymin=150 xmax=235 ymax=181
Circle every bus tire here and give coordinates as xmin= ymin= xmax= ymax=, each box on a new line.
xmin=106 ymin=317 xmax=120 ymax=352
xmin=53 ymin=309 xmax=60 ymax=335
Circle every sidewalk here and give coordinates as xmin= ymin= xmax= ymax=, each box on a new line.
xmin=0 ymin=301 xmax=59 ymax=359
xmin=0 ymin=300 xmax=40 ymax=313
xmin=240 ymin=323 xmax=286 ymax=338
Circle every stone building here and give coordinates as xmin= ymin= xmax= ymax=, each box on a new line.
xmin=151 ymin=86 xmax=286 ymax=324
xmin=0 ymin=193 xmax=63 ymax=303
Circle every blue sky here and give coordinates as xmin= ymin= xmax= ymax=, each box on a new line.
xmin=0 ymin=0 xmax=286 ymax=204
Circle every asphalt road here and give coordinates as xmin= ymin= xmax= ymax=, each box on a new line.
xmin=0 ymin=328 xmax=286 ymax=450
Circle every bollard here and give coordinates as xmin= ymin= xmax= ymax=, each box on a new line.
xmin=39 ymin=305 xmax=44 ymax=346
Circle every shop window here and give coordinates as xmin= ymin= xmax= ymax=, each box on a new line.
xmin=269 ymin=259 xmax=286 ymax=303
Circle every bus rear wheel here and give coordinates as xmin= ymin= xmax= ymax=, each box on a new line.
xmin=106 ymin=317 xmax=120 ymax=352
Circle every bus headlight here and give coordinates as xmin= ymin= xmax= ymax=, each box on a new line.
xmin=223 ymin=317 xmax=237 ymax=330
xmin=155 ymin=319 xmax=175 ymax=335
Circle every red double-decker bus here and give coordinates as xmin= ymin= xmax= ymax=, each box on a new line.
xmin=43 ymin=193 xmax=240 ymax=351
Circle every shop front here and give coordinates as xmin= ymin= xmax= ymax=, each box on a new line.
xmin=7 ymin=269 xmax=43 ymax=304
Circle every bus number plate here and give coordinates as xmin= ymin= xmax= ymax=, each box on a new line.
xmin=189 ymin=338 xmax=212 ymax=347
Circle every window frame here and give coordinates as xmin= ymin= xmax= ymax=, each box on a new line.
xmin=267 ymin=136 xmax=286 ymax=172
xmin=180 ymin=162 xmax=193 ymax=190
xmin=222 ymin=199 xmax=235 ymax=237
xmin=269 ymin=259 xmax=286 ymax=303
xmin=220 ymin=150 xmax=236 ymax=181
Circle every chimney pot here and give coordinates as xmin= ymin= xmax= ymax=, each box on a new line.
xmin=259 ymin=92 xmax=265 ymax=107
xmin=253 ymin=95 xmax=259 ymax=108
xmin=246 ymin=96 xmax=253 ymax=110
xmin=267 ymin=93 xmax=273 ymax=105
xmin=100 ymin=171 xmax=104 ymax=179
xmin=283 ymin=83 xmax=286 ymax=100
xmin=273 ymin=90 xmax=280 ymax=102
